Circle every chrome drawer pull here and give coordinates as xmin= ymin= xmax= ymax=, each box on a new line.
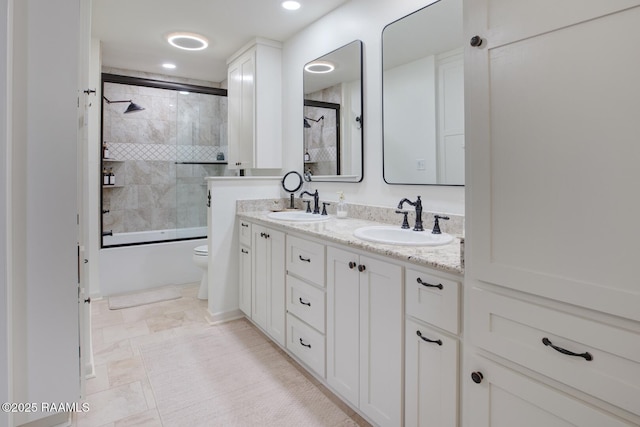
xmin=298 ymin=255 xmax=311 ymax=263
xmin=416 ymin=330 xmax=442 ymax=346
xmin=542 ymin=337 xmax=593 ymax=361
xmin=417 ymin=277 xmax=443 ymax=289
xmin=299 ymin=298 xmax=311 ymax=307
xmin=299 ymin=338 xmax=311 ymax=348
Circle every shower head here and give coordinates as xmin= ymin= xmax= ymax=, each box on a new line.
xmin=304 ymin=115 xmax=324 ymax=127
xmin=103 ymin=96 xmax=145 ymax=114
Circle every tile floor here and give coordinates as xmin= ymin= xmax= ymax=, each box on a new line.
xmin=75 ymin=284 xmax=371 ymax=427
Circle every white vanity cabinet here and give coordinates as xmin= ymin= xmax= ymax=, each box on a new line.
xmin=227 ymin=38 xmax=282 ymax=170
xmin=285 ymin=235 xmax=327 ymax=377
xmin=238 ymin=220 xmax=252 ymax=316
xmin=405 ymin=266 xmax=461 ymax=427
xmin=251 ymin=223 xmax=285 ymax=346
xmin=466 ymin=354 xmax=635 ymax=427
xmin=464 ymin=1 xmax=640 ymax=424
xmin=326 ymin=246 xmax=403 ymax=427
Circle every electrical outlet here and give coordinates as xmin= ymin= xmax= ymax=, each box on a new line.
xmin=417 ymin=159 xmax=426 ymax=170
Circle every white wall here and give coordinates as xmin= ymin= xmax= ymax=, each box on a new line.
xmin=0 ymin=0 xmax=10 ymax=424
xmin=384 ymin=56 xmax=437 ymax=183
xmin=206 ymin=177 xmax=282 ymax=322
xmin=282 ymin=0 xmax=464 ymax=215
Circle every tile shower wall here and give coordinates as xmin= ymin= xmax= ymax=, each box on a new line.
xmin=102 ymin=81 xmax=228 ymax=235
xmin=304 ymin=84 xmax=340 ymax=176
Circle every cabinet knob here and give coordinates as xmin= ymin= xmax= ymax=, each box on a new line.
xmin=349 ymin=261 xmax=357 ymax=269
xmin=358 ymin=264 xmax=366 ymax=272
xmin=470 ymin=35 xmax=484 ymax=47
xmin=471 ymin=371 xmax=484 ymax=384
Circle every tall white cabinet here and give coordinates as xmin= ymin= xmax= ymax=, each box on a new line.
xmin=227 ymin=38 xmax=282 ymax=170
xmin=464 ymin=1 xmax=640 ymax=425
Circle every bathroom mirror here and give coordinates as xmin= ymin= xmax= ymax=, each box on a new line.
xmin=303 ymin=40 xmax=363 ymax=182
xmin=382 ymin=0 xmax=464 ymax=185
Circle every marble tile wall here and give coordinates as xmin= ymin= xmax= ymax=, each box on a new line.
xmin=102 ymin=78 xmax=228 ymax=236
xmin=304 ymin=84 xmax=341 ymax=176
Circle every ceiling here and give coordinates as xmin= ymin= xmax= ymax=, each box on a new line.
xmin=91 ymin=0 xmax=350 ymax=84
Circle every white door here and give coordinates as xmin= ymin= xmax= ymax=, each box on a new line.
xmin=465 ymin=355 xmax=634 ymax=427
xmin=465 ymin=1 xmax=640 ymax=320
xmin=358 ymin=255 xmax=403 ymax=427
xmin=265 ymin=228 xmax=285 ymax=346
xmin=326 ymin=246 xmax=360 ymax=407
xmin=405 ymin=318 xmax=459 ymax=427
xmin=77 ymin=0 xmax=93 ymax=394
xmin=239 ymin=246 xmax=251 ymax=316
xmin=252 ymin=225 xmax=268 ymax=329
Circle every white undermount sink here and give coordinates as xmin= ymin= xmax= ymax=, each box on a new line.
xmin=353 ymin=226 xmax=454 ymax=246
xmin=267 ymin=211 xmax=330 ymax=222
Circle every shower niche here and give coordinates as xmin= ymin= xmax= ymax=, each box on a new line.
xmin=100 ymin=74 xmax=228 ymax=247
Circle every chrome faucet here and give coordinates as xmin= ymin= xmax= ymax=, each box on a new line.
xmin=300 ymin=189 xmax=320 ymax=214
xmin=398 ymin=196 xmax=424 ymax=231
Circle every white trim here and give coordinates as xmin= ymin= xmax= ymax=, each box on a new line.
xmin=4 ymin=1 xmax=13 ymax=426
xmin=205 ymin=309 xmax=245 ymax=325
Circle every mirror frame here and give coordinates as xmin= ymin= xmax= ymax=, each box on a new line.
xmin=303 ymin=40 xmax=364 ymax=183
xmin=381 ymin=1 xmax=464 ymax=186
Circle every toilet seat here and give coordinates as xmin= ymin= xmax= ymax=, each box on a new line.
xmin=194 ymin=245 xmax=208 ymax=256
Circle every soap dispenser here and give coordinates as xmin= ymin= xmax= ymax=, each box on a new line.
xmin=336 ymin=191 xmax=348 ymax=218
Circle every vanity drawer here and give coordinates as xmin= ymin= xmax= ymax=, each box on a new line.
xmin=287 ymin=313 xmax=325 ymax=378
xmin=469 ymin=286 xmax=640 ymax=417
xmin=238 ymin=220 xmax=251 ymax=246
xmin=286 ymin=275 xmax=325 ymax=333
xmin=286 ymin=235 xmax=325 ymax=287
xmin=406 ymin=267 xmax=460 ymax=334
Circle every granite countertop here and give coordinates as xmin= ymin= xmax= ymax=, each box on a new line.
xmin=237 ymin=211 xmax=464 ymax=275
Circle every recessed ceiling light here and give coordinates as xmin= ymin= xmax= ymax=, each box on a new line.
xmin=162 ymin=63 xmax=176 ymax=69
xmin=281 ymin=1 xmax=301 ymax=11
xmin=167 ymin=32 xmax=209 ymax=51
xmin=304 ymin=60 xmax=335 ymax=74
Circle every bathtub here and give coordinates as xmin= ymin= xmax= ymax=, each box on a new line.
xmin=98 ymin=227 xmax=207 ymax=296
xmin=102 ymin=226 xmax=207 ymax=246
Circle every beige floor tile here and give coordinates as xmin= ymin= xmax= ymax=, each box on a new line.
xmin=102 ymin=321 xmax=151 ymax=345
xmin=76 ymin=382 xmax=149 ymax=427
xmin=91 ymin=307 xmax=125 ymax=330
xmin=85 ymin=363 xmax=110 ymax=395
xmin=107 ymin=356 xmax=147 ymax=387
xmin=113 ymin=409 xmax=162 ymax=427
xmin=92 ymin=336 xmax=135 ymax=366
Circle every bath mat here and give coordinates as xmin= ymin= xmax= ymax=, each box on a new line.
xmin=108 ymin=287 xmax=181 ymax=310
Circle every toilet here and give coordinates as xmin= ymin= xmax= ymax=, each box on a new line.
xmin=193 ymin=245 xmax=208 ymax=300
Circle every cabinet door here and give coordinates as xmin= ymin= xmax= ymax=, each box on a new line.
xmin=239 ymin=245 xmax=251 ymax=316
xmin=359 ymin=255 xmax=403 ymax=427
xmin=265 ymin=228 xmax=285 ymax=346
xmin=227 ymin=51 xmax=255 ymax=170
xmin=465 ymin=0 xmax=640 ymax=320
xmin=326 ymin=246 xmax=360 ymax=407
xmin=466 ymin=355 xmax=635 ymax=427
xmin=405 ymin=318 xmax=458 ymax=427
xmin=252 ymin=225 xmax=268 ymax=329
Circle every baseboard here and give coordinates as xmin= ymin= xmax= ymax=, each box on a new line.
xmin=205 ymin=308 xmax=244 ymax=325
